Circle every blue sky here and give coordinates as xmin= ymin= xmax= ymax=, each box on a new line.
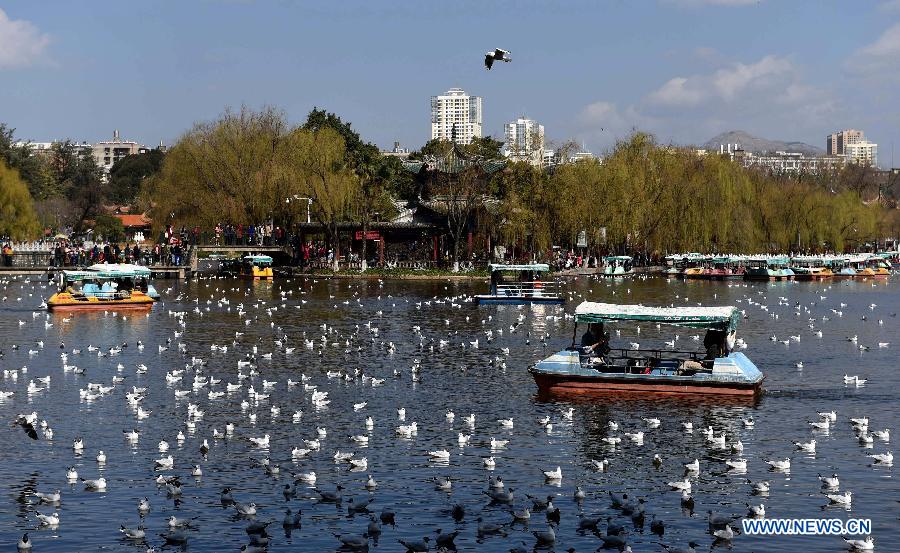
xmin=2 ymin=1 xmax=900 ymax=164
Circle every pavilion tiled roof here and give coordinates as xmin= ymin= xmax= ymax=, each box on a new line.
xmin=115 ymin=213 xmax=152 ymax=228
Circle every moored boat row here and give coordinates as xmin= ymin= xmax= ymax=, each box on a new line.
xmin=665 ymin=253 xmax=893 ymax=280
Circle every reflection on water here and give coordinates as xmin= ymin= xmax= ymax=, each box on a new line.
xmin=0 ymin=274 xmax=897 ymax=552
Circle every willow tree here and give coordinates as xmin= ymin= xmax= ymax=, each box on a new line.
xmin=149 ymin=106 xmax=289 ymax=229
xmin=495 ymin=161 xmax=553 ymax=258
xmin=548 ymin=158 xmax=610 ymax=257
xmin=284 ymin=127 xmax=359 ymax=271
xmin=540 ymin=131 xmax=890 ymax=256
xmin=0 ymin=162 xmax=41 ymax=240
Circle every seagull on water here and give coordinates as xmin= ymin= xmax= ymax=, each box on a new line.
xmin=765 ymin=458 xmax=791 ymax=471
xmin=843 ymin=536 xmax=875 ymax=550
xmin=542 ymin=466 xmax=562 ymax=480
xmin=35 ymin=511 xmax=59 ymax=526
xmin=120 ymin=524 xmax=146 ymax=539
xmin=869 ymin=451 xmax=893 ymax=465
xmin=33 ymin=490 xmax=61 ymax=503
xmin=826 ymin=491 xmax=852 ymax=506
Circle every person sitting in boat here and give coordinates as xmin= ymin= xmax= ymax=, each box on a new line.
xmin=703 ymin=329 xmax=730 ymax=360
xmin=82 ymin=280 xmax=100 ymax=297
xmin=581 ymin=322 xmax=611 ymax=357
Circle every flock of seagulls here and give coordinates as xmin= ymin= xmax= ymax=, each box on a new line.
xmin=0 ymin=271 xmax=895 ymax=552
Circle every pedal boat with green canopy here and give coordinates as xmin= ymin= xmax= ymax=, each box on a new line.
xmin=529 ymin=301 xmax=764 ymax=397
xmin=47 ymin=264 xmax=157 ymax=311
xmin=475 ymin=263 xmax=564 ymax=305
xmin=601 ymin=256 xmax=634 ymax=277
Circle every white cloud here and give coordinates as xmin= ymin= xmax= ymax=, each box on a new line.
xmin=861 ymin=22 xmax=900 ymax=57
xmin=647 ymin=55 xmax=794 ymax=107
xmin=579 ymin=54 xmax=837 ymax=150
xmin=0 ymin=8 xmax=50 ymax=68
xmin=582 ymin=101 xmax=618 ymax=125
xmin=847 ymin=23 xmax=900 ymax=81
xmin=647 ymin=77 xmax=704 ymax=107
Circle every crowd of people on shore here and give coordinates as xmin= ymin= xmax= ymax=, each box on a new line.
xmin=212 ymin=223 xmax=290 ymax=246
xmin=0 ymin=240 xmax=188 ymax=268
xmin=3 ymin=219 xmax=661 ymax=272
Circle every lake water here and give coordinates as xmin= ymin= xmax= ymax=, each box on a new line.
xmin=0 ymin=274 xmax=897 ymax=552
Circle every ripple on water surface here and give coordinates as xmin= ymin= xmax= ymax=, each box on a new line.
xmin=0 ymin=275 xmax=897 ymax=552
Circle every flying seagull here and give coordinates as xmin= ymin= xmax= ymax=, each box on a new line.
xmin=484 ymin=48 xmax=511 ymax=70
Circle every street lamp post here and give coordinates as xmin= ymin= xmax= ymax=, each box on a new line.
xmin=286 ymin=195 xmax=313 ymax=224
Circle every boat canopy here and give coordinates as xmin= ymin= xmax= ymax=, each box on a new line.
xmin=61 ymin=270 xmax=99 ymax=282
xmin=244 ymin=255 xmax=273 ymax=263
xmin=574 ymin=301 xmax=739 ymax=332
xmin=86 ymin=263 xmax=151 ymax=277
xmin=64 ymin=264 xmax=151 ymax=280
xmin=488 ymin=263 xmax=550 ymax=273
xmin=604 ymin=256 xmax=633 ymax=261
xmin=747 ymin=256 xmax=790 ymax=265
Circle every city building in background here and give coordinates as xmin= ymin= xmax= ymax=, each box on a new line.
xmin=713 ymin=143 xmax=846 ymax=174
xmin=569 ymin=149 xmax=596 ymax=163
xmin=826 ymin=129 xmax=864 ymax=155
xmin=430 ymin=88 xmax=482 ymax=145
xmin=13 ymin=140 xmax=93 ymax=156
xmin=503 ymin=117 xmax=544 ymax=166
xmin=827 ymin=129 xmax=877 ymax=166
xmin=538 ymin=145 xmax=599 ymax=168
xmin=381 ymin=141 xmax=410 ymax=160
xmin=733 ymin=149 xmax=846 ymax=174
xmin=844 ymin=141 xmax=878 ymax=166
xmin=92 ymin=130 xmax=149 ymax=176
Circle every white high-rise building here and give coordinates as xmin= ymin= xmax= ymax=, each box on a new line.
xmin=430 ymin=88 xmax=482 ymax=145
xmin=503 ymin=117 xmax=545 ymax=166
xmin=844 ymin=141 xmax=878 ymax=166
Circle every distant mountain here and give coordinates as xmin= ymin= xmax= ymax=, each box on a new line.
xmin=702 ymin=130 xmax=824 ymax=156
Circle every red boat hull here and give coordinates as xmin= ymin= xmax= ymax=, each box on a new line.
xmin=531 ymin=371 xmax=761 ymax=397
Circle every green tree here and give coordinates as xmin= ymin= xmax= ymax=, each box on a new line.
xmin=0 ymin=123 xmax=51 ymax=199
xmin=0 ymin=161 xmax=41 ymax=240
xmin=494 ymin=161 xmax=553 ymax=257
xmin=284 ymin=127 xmax=359 ymax=271
xmin=106 ymin=149 xmax=165 ymax=205
xmin=67 ymin=149 xmax=105 ymax=232
xmin=92 ymin=213 xmax=125 ymax=243
xmin=408 ymin=139 xmax=454 ymax=161
xmin=303 ymin=108 xmax=380 ymax=170
xmin=464 ymin=136 xmax=505 ymax=160
xmin=302 ymin=108 xmax=403 ymax=270
xmin=149 ymin=106 xmax=289 ymax=229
